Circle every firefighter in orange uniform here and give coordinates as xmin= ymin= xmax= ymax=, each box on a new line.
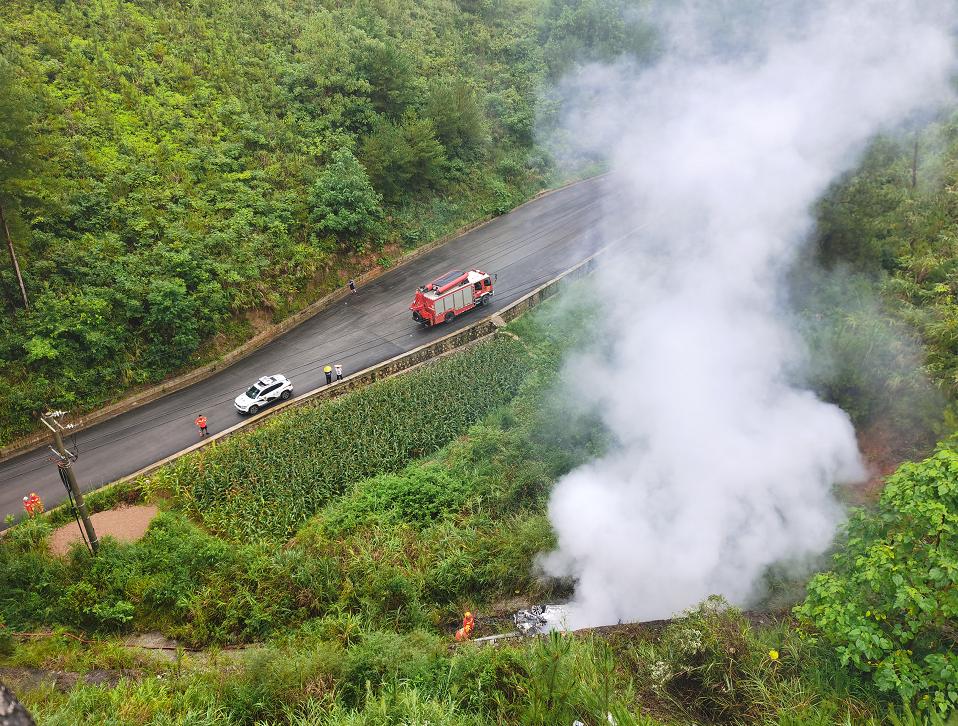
xmin=22 ymin=492 xmax=43 ymax=517
xmin=455 ymin=611 xmax=475 ymax=641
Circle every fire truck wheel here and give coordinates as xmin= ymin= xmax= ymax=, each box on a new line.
xmin=445 ymin=311 xmax=455 ymax=323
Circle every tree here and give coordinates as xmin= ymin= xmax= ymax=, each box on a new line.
xmin=797 ymin=446 xmax=958 ymax=715
xmin=356 ymin=38 xmax=416 ymax=119
xmin=143 ymin=277 xmax=202 ymax=373
xmin=309 ymin=148 xmax=383 ymax=243
xmin=424 ymin=79 xmax=487 ymax=158
xmin=0 ymin=55 xmax=35 ymax=309
xmin=360 ymin=114 xmax=446 ymax=202
xmin=540 ymin=0 xmax=658 ymax=81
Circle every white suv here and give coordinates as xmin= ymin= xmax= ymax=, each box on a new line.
xmin=234 ymin=374 xmax=293 ymax=415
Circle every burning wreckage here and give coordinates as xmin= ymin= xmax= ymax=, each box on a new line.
xmin=461 ymin=604 xmax=571 ymax=645
xmin=512 ymin=604 xmax=569 ymax=635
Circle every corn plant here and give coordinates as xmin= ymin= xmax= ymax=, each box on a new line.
xmin=148 ymin=336 xmax=531 ymax=541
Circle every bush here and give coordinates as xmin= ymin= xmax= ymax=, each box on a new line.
xmin=798 ymin=445 xmax=958 ymax=715
xmin=339 ymin=630 xmax=444 ymax=706
xmin=320 ymin=463 xmax=465 ymax=535
xmin=309 ymin=147 xmax=384 ymax=244
xmin=0 ymin=511 xmax=316 ymax=645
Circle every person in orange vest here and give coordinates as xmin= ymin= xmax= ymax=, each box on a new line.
xmin=194 ymin=414 xmax=209 ymax=437
xmin=455 ymin=611 xmax=475 ymax=641
xmin=22 ymin=493 xmax=42 ymax=517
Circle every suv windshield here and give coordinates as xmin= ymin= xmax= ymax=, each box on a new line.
xmin=246 ymin=386 xmax=261 ymax=398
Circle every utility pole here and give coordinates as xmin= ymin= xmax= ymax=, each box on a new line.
xmin=0 ymin=203 xmax=29 ymax=310
xmin=41 ymin=411 xmax=98 ymax=554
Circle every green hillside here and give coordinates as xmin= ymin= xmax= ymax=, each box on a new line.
xmin=0 ymin=0 xmax=651 ymax=444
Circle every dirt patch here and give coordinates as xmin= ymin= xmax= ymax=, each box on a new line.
xmin=244 ymin=307 xmax=274 ymax=336
xmin=0 ymin=666 xmax=138 ymax=693
xmin=848 ymin=422 xmax=913 ymax=505
xmin=49 ymin=505 xmax=159 ymax=556
xmin=462 ymin=604 xmax=785 ymax=647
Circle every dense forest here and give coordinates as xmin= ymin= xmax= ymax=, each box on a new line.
xmin=816 ymin=119 xmax=958 ymax=388
xmin=0 ymin=0 xmax=653 ymax=445
xmin=802 ymin=114 xmax=958 ymax=452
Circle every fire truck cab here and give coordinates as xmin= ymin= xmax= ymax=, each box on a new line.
xmin=410 ymin=269 xmax=494 ymax=326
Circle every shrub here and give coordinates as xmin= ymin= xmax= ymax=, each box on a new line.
xmin=797 ymin=445 xmax=958 ymax=715
xmin=309 ymin=147 xmax=384 ymax=244
xmin=320 ymin=463 xmax=465 ymax=535
xmin=339 ymin=630 xmax=445 ymax=706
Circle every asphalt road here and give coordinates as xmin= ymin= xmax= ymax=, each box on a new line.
xmin=0 ymin=176 xmax=612 ymax=522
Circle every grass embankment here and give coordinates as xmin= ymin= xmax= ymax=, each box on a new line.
xmin=4 ymin=601 xmax=886 ymax=725
xmin=0 ymin=292 xmax=942 ymax=724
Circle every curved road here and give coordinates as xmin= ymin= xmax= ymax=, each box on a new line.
xmin=0 ymin=176 xmax=612 ymax=522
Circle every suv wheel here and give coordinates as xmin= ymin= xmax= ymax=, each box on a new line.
xmin=248 ymin=404 xmax=259 ymax=415
xmin=280 ymin=390 xmax=291 ymax=401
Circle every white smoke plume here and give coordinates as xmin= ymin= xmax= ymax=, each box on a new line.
xmin=540 ymin=0 xmax=957 ymax=627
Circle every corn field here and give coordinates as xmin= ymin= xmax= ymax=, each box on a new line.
xmin=148 ymin=336 xmax=531 ymax=541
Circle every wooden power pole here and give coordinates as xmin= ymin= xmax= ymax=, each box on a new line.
xmin=0 ymin=203 xmax=29 ymax=310
xmin=41 ymin=412 xmax=98 ymax=554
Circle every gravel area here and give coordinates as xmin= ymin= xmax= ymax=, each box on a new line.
xmin=49 ymin=505 xmax=159 ymax=556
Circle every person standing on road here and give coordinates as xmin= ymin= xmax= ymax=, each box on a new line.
xmin=194 ymin=414 xmax=209 ymax=437
xmin=334 ymin=364 xmax=343 ymax=381
xmin=324 ymin=365 xmax=333 ymax=385
xmin=348 ymin=278 xmax=357 ymax=294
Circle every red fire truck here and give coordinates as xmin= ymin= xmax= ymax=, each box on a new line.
xmin=410 ymin=269 xmax=494 ymax=326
